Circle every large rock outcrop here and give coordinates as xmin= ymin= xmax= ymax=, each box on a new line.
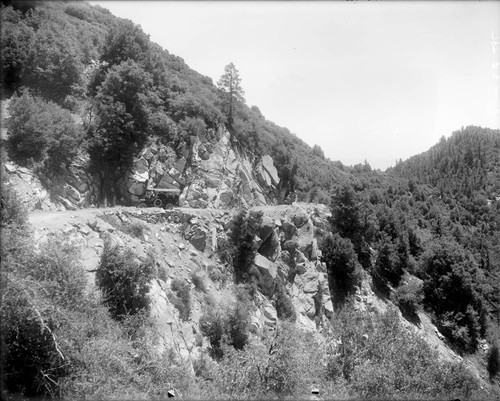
xmin=123 ymin=126 xmax=280 ymax=209
xmin=3 ymin=101 xmax=280 ymax=211
xmin=212 ymin=203 xmax=333 ymax=330
xmin=2 ymin=155 xmax=98 ymax=211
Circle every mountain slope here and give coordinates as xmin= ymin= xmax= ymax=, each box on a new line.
xmin=390 ymin=126 xmax=500 ymax=199
xmin=2 ymin=2 xmax=500 ymax=400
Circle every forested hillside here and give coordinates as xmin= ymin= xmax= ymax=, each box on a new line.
xmin=324 ymin=162 xmax=500 ymax=353
xmin=391 ymin=126 xmax=500 ymax=199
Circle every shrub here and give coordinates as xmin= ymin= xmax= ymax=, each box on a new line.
xmin=123 ymin=221 xmax=145 ymax=239
xmin=98 ymin=214 xmax=145 ymax=239
xmin=6 ymin=91 xmax=84 ymax=180
xmin=202 ymin=321 xmax=326 ymax=399
xmin=391 ymin=275 xmax=423 ymax=318
xmin=1 ymin=280 xmax=68 ymax=397
xmin=421 ymin=239 xmax=486 ymax=352
xmin=274 ymin=277 xmax=296 ymax=321
xmin=227 ymin=298 xmax=251 ymax=351
xmin=230 ymin=210 xmax=262 ymax=283
xmin=373 ymin=236 xmax=405 ymax=292
xmin=216 ymin=236 xmax=234 ymax=266
xmin=22 ymin=22 xmax=84 ymax=103
xmin=158 ymin=265 xmax=168 ymax=282
xmin=326 ymin=304 xmax=481 ymax=399
xmin=320 ymin=233 xmax=363 ymax=298
xmin=487 ymin=344 xmax=500 ymax=379
xmin=191 ymin=271 xmax=207 ymax=293
xmin=0 ymin=182 xmax=28 ymax=229
xmin=199 ymin=294 xmax=251 ymax=360
xmin=1 ymin=233 xmax=86 ymax=397
xmin=199 ymin=305 xmax=225 ymax=360
xmin=170 ymin=278 xmax=191 ymax=321
xmin=95 ymin=239 xmax=154 ymax=320
xmin=208 ymin=264 xmax=228 ymax=287
xmin=24 ymin=236 xmax=87 ymax=308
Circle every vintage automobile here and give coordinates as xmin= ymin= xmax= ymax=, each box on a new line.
xmin=136 ymin=188 xmax=180 ymax=209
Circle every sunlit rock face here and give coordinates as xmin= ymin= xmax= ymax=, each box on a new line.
xmin=3 ymin=122 xmax=280 ymax=212
xmin=125 ymin=126 xmax=280 ymax=208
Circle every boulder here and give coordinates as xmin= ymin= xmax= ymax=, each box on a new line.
xmin=281 ymin=220 xmax=297 ymax=240
xmin=302 ymin=269 xmax=320 ymax=294
xmin=58 ymin=197 xmax=77 ymax=211
xmin=238 ymin=169 xmax=254 ymax=204
xmin=323 ymin=293 xmax=334 ymax=319
xmin=282 ymin=239 xmax=299 ymax=254
xmin=311 ymin=214 xmax=329 ymax=231
xmin=199 ymin=148 xmax=210 ymax=160
xmin=128 ymin=181 xmax=145 ymax=196
xmin=174 ymin=157 xmax=187 ymax=173
xmin=275 ymin=259 xmax=291 ymax=279
xmin=256 ymin=164 xmax=272 ymax=188
xmin=262 ymin=304 xmax=277 ymax=327
xmin=303 ymin=297 xmax=316 ymax=319
xmin=167 ymin=168 xmax=185 ymax=185
xmin=205 ymin=176 xmax=222 ymax=188
xmin=258 ymin=229 xmax=280 ymax=261
xmin=131 ymin=158 xmax=149 ymax=182
xmin=261 ymin=155 xmax=280 ymax=186
xmin=158 ymin=148 xmax=168 ymax=161
xmin=291 ymin=208 xmax=309 ymax=228
xmin=293 ymin=291 xmax=316 ymax=320
xmin=143 ymin=148 xmax=154 ymax=161
xmin=259 ymin=216 xmax=275 ymax=242
xmin=297 ymin=221 xmax=315 ymax=253
xmin=77 ymin=182 xmax=89 ymax=193
xmin=189 ymin=229 xmax=207 ymax=252
xmin=249 ymin=316 xmax=261 ymax=334
xmin=4 ymin=162 xmax=16 ymax=173
xmin=278 ymin=250 xmax=295 ymax=270
xmin=64 ymin=184 xmax=81 ymax=203
xmin=295 ymin=250 xmax=307 ymax=264
xmin=156 ymin=175 xmax=179 ymax=190
xmin=152 ymin=162 xmax=165 ymax=178
xmin=219 ymin=190 xmax=236 ymax=208
xmin=295 ymin=262 xmax=307 ymax=275
xmin=205 ymin=187 xmax=218 ymax=200
xmin=189 ymin=199 xmax=209 ymax=209
xmin=88 ymin=237 xmax=104 ymax=249
xmin=253 ymin=189 xmax=268 ymax=206
xmin=88 ymin=218 xmax=115 ymax=233
xmin=253 ymin=254 xmax=277 ymax=294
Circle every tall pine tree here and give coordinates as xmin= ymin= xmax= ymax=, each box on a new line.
xmin=217 ymin=62 xmax=245 ymax=127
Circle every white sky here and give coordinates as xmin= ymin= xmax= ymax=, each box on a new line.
xmin=90 ymin=1 xmax=500 ymax=170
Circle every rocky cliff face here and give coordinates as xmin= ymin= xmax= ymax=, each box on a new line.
xmin=27 ymin=202 xmax=469 ymax=376
xmin=2 ymin=117 xmax=280 ymax=211
xmin=125 ymin=126 xmax=280 ymax=209
xmin=27 ymin=204 xmax=333 ymax=365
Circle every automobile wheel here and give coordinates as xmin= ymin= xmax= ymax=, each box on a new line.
xmin=153 ymin=198 xmax=163 ymax=207
xmin=165 ymin=203 xmax=174 ymax=210
xmin=137 ymin=202 xmax=147 ymax=208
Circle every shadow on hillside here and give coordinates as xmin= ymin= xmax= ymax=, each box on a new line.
xmin=400 ymin=308 xmax=422 ymax=327
xmin=371 ymin=278 xmax=422 ymax=327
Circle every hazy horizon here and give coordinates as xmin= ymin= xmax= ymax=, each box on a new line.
xmin=90 ymin=1 xmax=500 ymax=170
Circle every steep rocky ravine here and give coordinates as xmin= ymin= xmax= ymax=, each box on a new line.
xmin=26 ymin=203 xmax=491 ymax=391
